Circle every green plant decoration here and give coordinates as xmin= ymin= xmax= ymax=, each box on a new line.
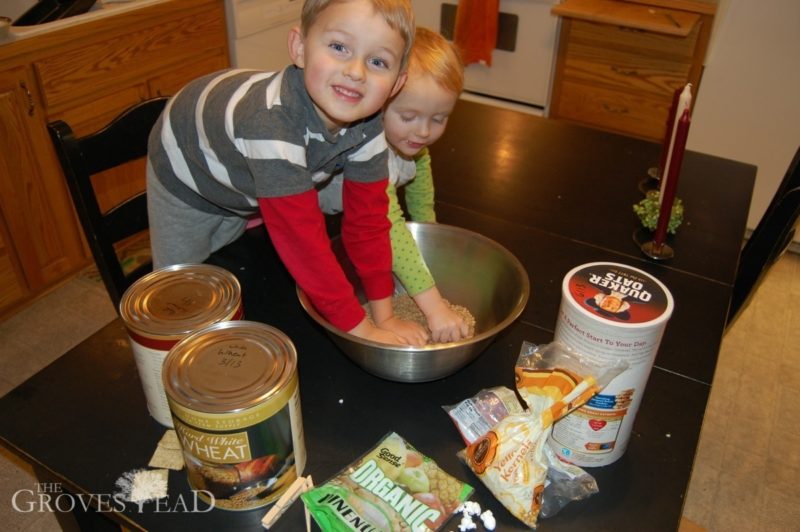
xmin=633 ymin=190 xmax=684 ymax=234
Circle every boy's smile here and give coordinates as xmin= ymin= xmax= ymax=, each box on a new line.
xmin=289 ymin=0 xmax=408 ymax=133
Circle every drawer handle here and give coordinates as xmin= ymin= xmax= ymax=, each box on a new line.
xmin=611 ymin=65 xmax=639 ymax=77
xmin=19 ymin=81 xmax=35 ymax=116
xmin=603 ymin=103 xmax=629 ymax=115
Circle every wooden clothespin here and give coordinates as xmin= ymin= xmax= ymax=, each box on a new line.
xmin=261 ymin=475 xmax=314 ymax=531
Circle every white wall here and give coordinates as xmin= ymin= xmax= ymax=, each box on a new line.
xmin=687 ymin=0 xmax=800 ymax=238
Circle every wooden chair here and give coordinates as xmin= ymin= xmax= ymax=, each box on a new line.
xmin=47 ymin=97 xmax=168 ymax=310
xmin=727 ymin=146 xmax=800 ymax=326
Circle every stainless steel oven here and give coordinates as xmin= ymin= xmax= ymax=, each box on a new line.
xmin=411 ymin=0 xmax=559 ymax=112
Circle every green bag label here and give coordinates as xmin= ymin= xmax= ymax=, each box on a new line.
xmin=301 ymin=432 xmax=473 ymax=531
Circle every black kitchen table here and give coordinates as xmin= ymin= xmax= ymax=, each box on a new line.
xmin=0 ymin=100 xmax=756 ymax=531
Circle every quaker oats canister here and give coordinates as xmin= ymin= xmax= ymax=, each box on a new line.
xmin=162 ymin=320 xmax=306 ymax=511
xmin=550 ymin=262 xmax=674 ymax=467
xmin=119 ymin=264 xmax=243 ymax=427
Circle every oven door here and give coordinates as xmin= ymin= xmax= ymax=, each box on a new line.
xmin=411 ymin=0 xmax=559 ymax=111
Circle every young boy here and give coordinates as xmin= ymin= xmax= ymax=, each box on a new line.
xmin=146 ymin=0 xmax=422 ymax=346
xmin=318 ymin=27 xmax=471 ymax=344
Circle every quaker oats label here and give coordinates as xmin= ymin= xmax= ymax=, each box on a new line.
xmin=551 ymin=262 xmax=674 ymax=467
xmin=565 ymin=263 xmax=670 ymax=325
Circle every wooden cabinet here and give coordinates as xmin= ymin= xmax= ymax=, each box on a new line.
xmin=0 ymin=0 xmax=230 ymax=320
xmin=550 ymin=0 xmax=716 ymax=140
xmin=0 ymin=215 xmax=26 ymax=311
xmin=0 ymin=66 xmax=85 ymax=297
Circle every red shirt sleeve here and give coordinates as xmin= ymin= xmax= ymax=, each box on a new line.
xmin=258 ymin=191 xmax=365 ymax=331
xmin=341 ymin=178 xmax=394 ymax=300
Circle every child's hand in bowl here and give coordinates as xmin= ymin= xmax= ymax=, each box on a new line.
xmin=362 ymin=296 xmax=428 ymax=346
xmin=427 ymin=308 xmax=471 ymax=344
xmin=348 ymin=317 xmax=422 ymax=346
xmin=414 ymin=286 xmax=473 ymax=344
xmin=376 ymin=316 xmax=429 ymax=347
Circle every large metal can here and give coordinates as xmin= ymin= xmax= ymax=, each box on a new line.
xmin=120 ymin=264 xmax=243 ymax=427
xmin=163 ymin=321 xmax=306 ymax=511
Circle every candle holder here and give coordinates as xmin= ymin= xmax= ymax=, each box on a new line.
xmin=633 ymin=227 xmax=674 ymax=260
xmin=632 ymin=191 xmax=685 ymax=261
xmin=639 ymin=166 xmax=661 ymax=195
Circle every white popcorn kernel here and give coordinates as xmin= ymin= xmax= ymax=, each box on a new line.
xmin=458 ymin=514 xmax=477 ymax=531
xmin=458 ymin=500 xmax=481 ymax=517
xmin=480 ymin=510 xmax=496 ymax=531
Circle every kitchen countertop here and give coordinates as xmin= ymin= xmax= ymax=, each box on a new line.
xmin=1 ymin=0 xmax=168 ymax=42
xmin=623 ymin=0 xmax=717 ymax=15
xmin=552 ymin=0 xmax=701 ymax=36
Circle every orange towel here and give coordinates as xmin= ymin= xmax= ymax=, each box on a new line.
xmin=453 ymin=0 xmax=500 ymax=67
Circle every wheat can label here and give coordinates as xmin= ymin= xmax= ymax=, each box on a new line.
xmin=163 ymin=321 xmax=306 ymax=511
xmin=551 ymin=262 xmax=673 ymax=466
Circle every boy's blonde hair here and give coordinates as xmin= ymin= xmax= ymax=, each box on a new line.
xmin=408 ymin=27 xmax=464 ymax=95
xmin=301 ymin=0 xmax=415 ymax=70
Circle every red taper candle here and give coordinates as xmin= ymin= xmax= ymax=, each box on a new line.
xmin=660 ymin=84 xmax=692 ymax=203
xmin=653 ymin=108 xmax=690 ymax=249
xmin=658 ymin=87 xmax=682 ymax=178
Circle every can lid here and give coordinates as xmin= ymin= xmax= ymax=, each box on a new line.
xmin=162 ymin=321 xmax=297 ymax=414
xmin=119 ymin=264 xmax=242 ymax=340
xmin=562 ymin=262 xmax=674 ymax=327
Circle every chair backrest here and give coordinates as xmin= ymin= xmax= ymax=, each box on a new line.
xmin=48 ymin=97 xmax=168 ymax=311
xmin=727 ymin=146 xmax=800 ymax=326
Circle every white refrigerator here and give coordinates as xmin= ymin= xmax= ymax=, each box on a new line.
xmin=687 ymin=0 xmax=800 ymax=241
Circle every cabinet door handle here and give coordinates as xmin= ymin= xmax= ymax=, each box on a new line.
xmin=611 ymin=65 xmax=639 ymax=77
xmin=19 ymin=81 xmax=35 ymax=116
xmin=603 ymin=103 xmax=629 ymax=115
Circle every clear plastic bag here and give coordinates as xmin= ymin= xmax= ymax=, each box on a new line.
xmin=539 ymin=444 xmax=598 ymax=518
xmin=454 ymin=341 xmax=627 ymax=528
xmin=444 ymin=384 xmax=599 ymax=519
xmin=443 ymin=386 xmax=525 ymax=445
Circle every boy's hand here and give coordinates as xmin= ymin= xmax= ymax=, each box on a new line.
xmin=414 ymin=286 xmax=473 ymax=344
xmin=375 ymin=316 xmax=429 ymax=347
xmin=348 ymin=317 xmax=412 ymax=346
xmin=367 ymin=296 xmax=429 ymax=347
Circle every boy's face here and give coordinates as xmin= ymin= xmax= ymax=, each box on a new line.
xmin=289 ymin=0 xmax=407 ymax=132
xmin=383 ymin=73 xmax=458 ymax=157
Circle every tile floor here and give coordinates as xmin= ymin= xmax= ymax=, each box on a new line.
xmin=0 ymin=252 xmax=798 ymax=531
xmin=681 ymin=249 xmax=800 ymax=531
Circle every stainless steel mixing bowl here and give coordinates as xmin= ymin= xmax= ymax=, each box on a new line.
xmin=297 ymin=222 xmax=530 ymax=382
